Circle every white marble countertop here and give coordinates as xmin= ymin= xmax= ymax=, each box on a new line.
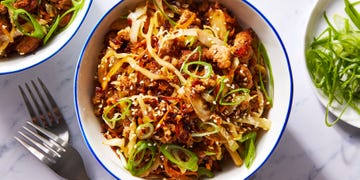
xmin=1 ymin=0 xmax=360 ymax=179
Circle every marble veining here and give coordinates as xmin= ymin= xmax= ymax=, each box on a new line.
xmin=1 ymin=0 xmax=360 ymax=180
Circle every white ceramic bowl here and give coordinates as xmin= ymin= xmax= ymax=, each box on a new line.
xmin=74 ymin=0 xmax=293 ymax=179
xmin=0 ymin=0 xmax=92 ymax=75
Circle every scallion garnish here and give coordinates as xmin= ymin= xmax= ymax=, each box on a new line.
xmin=238 ymin=131 xmax=257 ymax=168
xmin=182 ymin=61 xmax=213 ymax=79
xmin=306 ymin=0 xmax=360 ymax=126
xmin=219 ymin=88 xmax=250 ymax=106
xmin=136 ymin=122 xmax=154 ymax=139
xmin=258 ymin=43 xmax=274 ymax=106
xmin=44 ymin=15 xmax=60 ymax=44
xmin=180 ymin=46 xmax=202 ymax=72
xmin=160 ymin=144 xmax=198 ymax=173
xmin=191 ymin=122 xmax=220 ymax=137
xmin=126 ymin=140 xmax=157 ymax=176
xmin=1 ymin=3 xmax=46 ymax=39
xmin=152 ymin=0 xmax=177 ymax=26
xmin=198 ymin=167 xmax=215 ymax=178
xmin=102 ymin=98 xmax=132 ymax=129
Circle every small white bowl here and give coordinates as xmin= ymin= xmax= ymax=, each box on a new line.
xmin=0 ymin=0 xmax=92 ymax=75
xmin=74 ymin=0 xmax=293 ymax=179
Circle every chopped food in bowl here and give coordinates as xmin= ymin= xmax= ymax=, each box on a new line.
xmin=75 ymin=0 xmax=293 ymax=179
xmin=0 ymin=0 xmax=92 ymax=74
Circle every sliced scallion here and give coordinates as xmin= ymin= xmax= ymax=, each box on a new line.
xmin=306 ymin=0 xmax=360 ymax=126
xmin=102 ymin=98 xmax=132 ymax=129
xmin=219 ymin=88 xmax=250 ymax=106
xmin=191 ymin=122 xmax=220 ymax=137
xmin=183 ymin=61 xmax=213 ymax=79
xmin=238 ymin=131 xmax=257 ymax=168
xmin=136 ymin=122 xmax=154 ymax=139
xmin=160 ymin=144 xmax=198 ymax=173
xmin=126 ymin=140 xmax=157 ymax=176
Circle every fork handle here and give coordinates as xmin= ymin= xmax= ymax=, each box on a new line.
xmin=54 ymin=146 xmax=90 ymax=180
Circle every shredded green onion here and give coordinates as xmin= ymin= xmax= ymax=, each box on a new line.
xmin=258 ymin=43 xmax=274 ymax=106
xmin=126 ymin=140 xmax=157 ymax=176
xmin=215 ymin=76 xmax=226 ymax=102
xmin=60 ymin=0 xmax=85 ymax=29
xmin=219 ymin=88 xmax=250 ymax=106
xmin=180 ymin=46 xmax=202 ymax=72
xmin=44 ymin=15 xmax=60 ymax=45
xmin=102 ymin=98 xmax=132 ymax=129
xmin=238 ymin=131 xmax=257 ymax=168
xmin=198 ymin=167 xmax=214 ymax=178
xmin=204 ymin=151 xmax=216 ymax=156
xmin=306 ymin=0 xmax=360 ymax=126
xmin=136 ymin=122 xmax=154 ymax=139
xmin=152 ymin=0 xmax=177 ymax=26
xmin=345 ymin=0 xmax=360 ymax=29
xmin=163 ymin=0 xmax=180 ymax=15
xmin=191 ymin=122 xmax=220 ymax=137
xmin=184 ymin=36 xmax=197 ymax=47
xmin=160 ymin=144 xmax=198 ymax=173
xmin=3 ymin=5 xmax=46 ymax=39
xmin=183 ymin=61 xmax=213 ymax=79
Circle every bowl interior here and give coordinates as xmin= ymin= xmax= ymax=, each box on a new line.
xmin=75 ymin=0 xmax=293 ymax=179
xmin=0 ymin=0 xmax=92 ymax=75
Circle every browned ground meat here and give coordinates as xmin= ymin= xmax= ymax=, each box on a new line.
xmin=13 ymin=0 xmax=38 ymax=12
xmin=15 ymin=36 xmax=42 ymax=55
xmin=0 ymin=4 xmax=7 ymax=14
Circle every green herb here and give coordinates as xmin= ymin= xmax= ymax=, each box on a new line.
xmin=258 ymin=43 xmax=274 ymax=106
xmin=102 ymin=98 xmax=132 ymax=129
xmin=191 ymin=122 xmax=220 ymax=137
xmin=238 ymin=131 xmax=257 ymax=168
xmin=219 ymin=88 xmax=250 ymax=106
xmin=198 ymin=167 xmax=214 ymax=178
xmin=152 ymin=0 xmax=177 ymax=26
xmin=1 ymin=0 xmax=46 ymax=39
xmin=160 ymin=144 xmax=198 ymax=173
xmin=44 ymin=15 xmax=60 ymax=44
xmin=306 ymin=0 xmax=360 ymax=126
xmin=180 ymin=46 xmax=202 ymax=72
xmin=60 ymin=0 xmax=85 ymax=29
xmin=136 ymin=122 xmax=154 ymax=139
xmin=182 ymin=61 xmax=213 ymax=79
xmin=126 ymin=140 xmax=157 ymax=176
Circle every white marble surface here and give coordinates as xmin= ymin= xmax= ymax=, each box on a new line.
xmin=1 ymin=0 xmax=360 ymax=179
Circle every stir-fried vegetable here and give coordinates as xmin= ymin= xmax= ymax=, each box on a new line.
xmin=160 ymin=144 xmax=199 ymax=173
xmin=0 ymin=0 xmax=85 ymax=56
xmin=306 ymin=0 xmax=360 ymax=126
xmin=94 ymin=0 xmax=273 ymax=178
xmin=126 ymin=140 xmax=157 ymax=176
xmin=238 ymin=131 xmax=257 ymax=168
xmin=102 ymin=98 xmax=132 ymax=129
xmin=191 ymin=122 xmax=220 ymax=137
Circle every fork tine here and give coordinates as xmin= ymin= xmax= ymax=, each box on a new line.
xmin=23 ymin=126 xmax=65 ymax=153
xmin=27 ymin=121 xmax=66 ymax=146
xmin=37 ymin=78 xmax=65 ymax=125
xmin=31 ymin=80 xmax=55 ymax=126
xmin=22 ymin=83 xmax=49 ymax=127
xmin=19 ymin=85 xmax=41 ymax=125
xmin=18 ymin=129 xmax=61 ymax=158
xmin=14 ymin=135 xmax=56 ymax=165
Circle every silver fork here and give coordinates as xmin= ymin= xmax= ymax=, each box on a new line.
xmin=15 ymin=78 xmax=89 ymax=180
